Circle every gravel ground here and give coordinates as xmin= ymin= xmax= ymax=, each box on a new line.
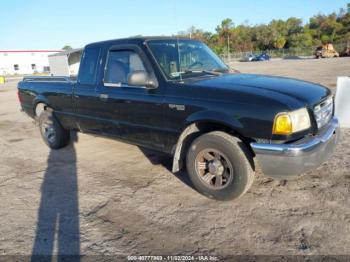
xmin=0 ymin=58 xmax=349 ymax=259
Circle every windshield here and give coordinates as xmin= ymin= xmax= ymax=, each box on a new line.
xmin=146 ymin=39 xmax=229 ymax=80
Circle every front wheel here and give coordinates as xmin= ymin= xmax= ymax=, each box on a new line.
xmin=186 ymin=131 xmax=255 ymax=201
xmin=38 ymin=110 xmax=70 ymax=149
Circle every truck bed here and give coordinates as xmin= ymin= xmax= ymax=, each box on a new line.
xmin=22 ymin=75 xmax=77 ymax=83
xmin=18 ymin=76 xmax=76 ymax=128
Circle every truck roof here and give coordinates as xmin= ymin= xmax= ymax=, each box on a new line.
xmin=85 ymin=36 xmax=194 ymax=48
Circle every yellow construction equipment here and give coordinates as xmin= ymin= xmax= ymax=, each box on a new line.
xmin=0 ymin=76 xmax=5 ymax=84
xmin=314 ymin=44 xmax=340 ymax=58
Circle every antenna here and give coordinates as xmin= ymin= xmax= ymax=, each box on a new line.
xmin=173 ymin=0 xmax=183 ymax=82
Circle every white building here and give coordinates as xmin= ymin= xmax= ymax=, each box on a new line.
xmin=0 ymin=50 xmax=62 ymax=75
xmin=48 ymin=48 xmax=83 ymax=76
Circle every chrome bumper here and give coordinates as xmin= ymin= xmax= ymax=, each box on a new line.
xmin=250 ymin=117 xmax=340 ymax=179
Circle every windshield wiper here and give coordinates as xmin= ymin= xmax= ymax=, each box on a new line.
xmin=183 ymin=69 xmax=222 ymax=76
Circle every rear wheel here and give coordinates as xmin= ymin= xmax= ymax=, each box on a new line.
xmin=186 ymin=131 xmax=255 ymax=201
xmin=38 ymin=110 xmax=70 ymax=149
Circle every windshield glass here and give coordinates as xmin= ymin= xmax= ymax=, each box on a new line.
xmin=147 ymin=39 xmax=229 ymax=80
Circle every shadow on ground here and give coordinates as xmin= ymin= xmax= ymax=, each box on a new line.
xmin=137 ymin=146 xmax=194 ymax=190
xmin=31 ymin=133 xmax=80 ymax=261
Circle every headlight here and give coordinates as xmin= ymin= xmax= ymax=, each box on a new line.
xmin=273 ymin=108 xmax=311 ymax=135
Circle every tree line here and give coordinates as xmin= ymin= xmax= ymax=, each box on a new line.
xmin=178 ymin=3 xmax=350 ymax=54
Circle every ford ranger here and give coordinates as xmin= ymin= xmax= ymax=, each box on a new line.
xmin=17 ymin=37 xmax=340 ymax=200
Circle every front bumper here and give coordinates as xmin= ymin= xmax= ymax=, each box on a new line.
xmin=250 ymin=117 xmax=340 ymax=179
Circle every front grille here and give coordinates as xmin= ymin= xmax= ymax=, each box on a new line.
xmin=314 ymin=96 xmax=333 ymax=129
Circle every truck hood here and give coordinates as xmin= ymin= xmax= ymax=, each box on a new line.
xmin=189 ymin=74 xmax=331 ymax=107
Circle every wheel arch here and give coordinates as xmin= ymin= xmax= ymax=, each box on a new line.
xmin=33 ymin=96 xmax=50 ymax=117
xmin=171 ymin=115 xmax=254 ymax=173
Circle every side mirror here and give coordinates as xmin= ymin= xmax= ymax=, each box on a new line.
xmin=127 ymin=70 xmax=157 ymax=89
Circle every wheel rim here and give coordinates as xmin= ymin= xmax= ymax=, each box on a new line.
xmin=194 ymin=148 xmax=234 ymax=190
xmin=41 ymin=120 xmax=56 ymax=144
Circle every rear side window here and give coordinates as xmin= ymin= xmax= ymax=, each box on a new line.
xmin=104 ymin=50 xmax=146 ymax=85
xmin=78 ymin=47 xmax=101 ymax=85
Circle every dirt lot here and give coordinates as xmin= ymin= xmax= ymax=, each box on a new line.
xmin=0 ymin=58 xmax=350 ymax=258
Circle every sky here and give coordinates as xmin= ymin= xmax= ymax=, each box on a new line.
xmin=0 ymin=0 xmax=349 ymax=50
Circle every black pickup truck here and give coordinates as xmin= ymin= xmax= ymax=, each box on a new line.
xmin=18 ymin=37 xmax=340 ymax=200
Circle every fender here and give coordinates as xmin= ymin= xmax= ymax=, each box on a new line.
xmin=185 ymin=110 xmax=244 ymax=131
xmin=172 ymin=110 xmax=244 ymax=173
xmin=32 ymin=95 xmax=50 ymax=116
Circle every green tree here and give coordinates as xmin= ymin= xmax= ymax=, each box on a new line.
xmin=232 ymin=25 xmax=254 ymax=51
xmin=174 ymin=2 xmax=350 ymax=54
xmin=62 ymin=45 xmax=73 ymax=51
xmin=274 ymin=36 xmax=287 ymax=49
xmin=286 ymin=17 xmax=303 ymax=35
xmin=254 ymin=25 xmax=276 ymax=50
xmin=216 ymin=18 xmax=235 ymax=52
xmin=321 ymin=35 xmax=330 ymax=44
xmin=216 ymin=18 xmax=234 ymax=36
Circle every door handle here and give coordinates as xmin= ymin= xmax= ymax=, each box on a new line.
xmin=100 ymin=94 xmax=109 ymax=100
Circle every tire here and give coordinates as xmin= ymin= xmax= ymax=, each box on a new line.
xmin=38 ymin=110 xmax=70 ymax=149
xmin=186 ymin=131 xmax=255 ymax=201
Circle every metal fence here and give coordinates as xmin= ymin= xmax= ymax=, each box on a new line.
xmin=220 ymin=42 xmax=348 ymax=62
xmin=220 ymin=48 xmax=313 ymax=62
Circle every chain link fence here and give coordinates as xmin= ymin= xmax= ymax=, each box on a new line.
xmin=220 ymin=42 xmax=348 ymax=63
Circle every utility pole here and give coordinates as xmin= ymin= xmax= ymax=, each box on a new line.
xmin=227 ymin=35 xmax=230 ymax=57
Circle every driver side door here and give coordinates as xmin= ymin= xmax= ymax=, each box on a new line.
xmin=96 ymin=45 xmax=166 ymax=151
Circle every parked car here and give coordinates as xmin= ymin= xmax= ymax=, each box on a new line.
xmin=18 ymin=37 xmax=339 ymax=201
xmin=242 ymin=54 xmax=253 ymax=62
xmin=255 ymin=53 xmax=270 ymax=61
xmin=243 ymin=53 xmax=270 ymax=62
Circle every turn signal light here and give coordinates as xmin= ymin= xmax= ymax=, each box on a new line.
xmin=273 ymin=114 xmax=292 ymax=135
xmin=272 ymin=108 xmax=311 ymax=135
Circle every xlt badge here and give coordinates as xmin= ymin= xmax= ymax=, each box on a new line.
xmin=169 ymin=104 xmax=185 ymax=111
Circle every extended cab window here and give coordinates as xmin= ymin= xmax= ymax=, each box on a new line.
xmin=104 ymin=50 xmax=146 ymax=85
xmin=78 ymin=47 xmax=101 ymax=85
